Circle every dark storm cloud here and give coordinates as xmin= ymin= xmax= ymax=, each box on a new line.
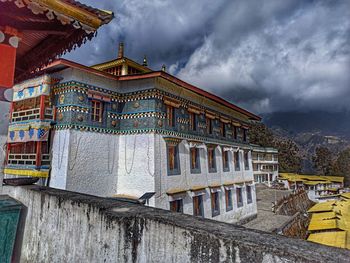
xmin=65 ymin=0 xmax=350 ymax=114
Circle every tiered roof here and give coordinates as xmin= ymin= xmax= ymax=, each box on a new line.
xmin=307 ymin=196 xmax=350 ymax=249
xmin=279 ymin=173 xmax=344 ymax=184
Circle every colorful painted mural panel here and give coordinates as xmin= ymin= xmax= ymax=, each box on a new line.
xmin=7 ymin=120 xmax=51 ymax=143
xmin=13 ymin=75 xmax=51 ymax=102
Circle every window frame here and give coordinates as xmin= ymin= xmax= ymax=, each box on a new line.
xmin=236 ymin=187 xmax=243 ymax=208
xmin=222 ymin=148 xmax=230 ymax=172
xmin=220 ymin=121 xmax=226 ymax=137
xmin=233 ymin=126 xmax=237 ymax=140
xmin=190 ymin=147 xmax=201 ymax=174
xmin=193 ymin=195 xmax=204 ymax=217
xmin=246 ymin=185 xmax=253 ymax=204
xmin=234 ymin=151 xmax=240 ymax=171
xmin=206 ymin=117 xmax=213 ymax=135
xmin=166 ymin=105 xmax=175 ymax=128
xmin=211 ymin=191 xmax=221 ymax=217
xmin=170 ymin=199 xmax=183 ymax=213
xmin=207 ymin=147 xmax=217 ymax=173
xmin=167 ymin=144 xmax=181 ymax=175
xmin=244 ymin=151 xmax=250 ymax=170
xmin=189 ymin=112 xmax=197 ymax=131
xmin=91 ymin=99 xmax=104 ymax=123
xmin=243 ymin=128 xmax=248 ymax=142
xmin=225 ymin=189 xmax=233 ymax=211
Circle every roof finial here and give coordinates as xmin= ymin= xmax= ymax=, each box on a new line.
xmin=117 ymin=42 xmax=124 ymax=58
xmin=161 ymin=64 xmax=166 ymax=72
xmin=143 ymin=55 xmax=148 ymax=67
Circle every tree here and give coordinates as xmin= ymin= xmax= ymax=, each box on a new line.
xmin=249 ymin=122 xmax=274 ymax=147
xmin=274 ymin=139 xmax=302 ymax=173
xmin=312 ymin=147 xmax=335 ymax=175
xmin=333 ymin=148 xmax=350 ymax=186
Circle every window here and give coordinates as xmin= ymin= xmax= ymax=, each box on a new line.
xmin=222 ymin=149 xmax=229 ymax=172
xmin=167 ymin=145 xmax=180 ymax=175
xmin=244 ymin=151 xmax=249 ymax=170
xmin=243 ymin=128 xmax=248 ymax=142
xmin=193 ymin=195 xmax=204 ymax=217
xmin=208 ymin=147 xmax=216 ymax=172
xmin=225 ymin=189 xmax=233 ymax=211
xmin=236 ymin=187 xmax=243 ymax=207
xmin=233 ymin=126 xmax=237 ymax=140
xmin=234 ymin=151 xmax=240 ymax=171
xmin=166 ymin=105 xmax=175 ymax=127
xmin=190 ymin=148 xmax=201 ymax=173
xmin=170 ymin=199 xmax=183 ymax=213
xmin=206 ymin=117 xmax=213 ymax=135
xmin=91 ymin=100 xmax=103 ymax=122
xmin=211 ymin=191 xmax=220 ymax=217
xmin=189 ymin=112 xmax=197 ymax=131
xmin=246 ymin=185 xmax=252 ymax=204
xmin=220 ymin=122 xmax=226 ymax=137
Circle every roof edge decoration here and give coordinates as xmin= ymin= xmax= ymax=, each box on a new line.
xmin=3 ymin=0 xmax=113 ymax=33
xmin=42 ymin=58 xmax=261 ymax=121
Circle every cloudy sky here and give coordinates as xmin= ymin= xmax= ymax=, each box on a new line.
xmin=65 ymin=0 xmax=350 ymax=114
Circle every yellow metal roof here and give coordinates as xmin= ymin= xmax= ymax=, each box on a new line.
xmin=308 ymin=201 xmax=335 ymax=213
xmin=341 ymin=193 xmax=350 ymax=199
xmin=308 ymin=217 xmax=338 ymax=231
xmin=308 ymin=231 xmax=350 ymax=249
xmin=279 ymin=173 xmax=344 ymax=184
xmin=307 ymin=198 xmax=350 ymax=249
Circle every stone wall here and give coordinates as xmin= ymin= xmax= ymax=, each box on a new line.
xmin=275 ymin=189 xmax=314 ymax=216
xmin=275 ymin=212 xmax=310 ymax=239
xmin=2 ymin=185 xmax=349 ymax=263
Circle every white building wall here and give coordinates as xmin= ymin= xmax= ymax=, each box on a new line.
xmin=50 ymin=130 xmax=120 ymax=197
xmin=154 ymin=135 xmax=257 ymax=223
xmin=116 ymin=133 xmax=156 ymax=206
xmin=50 ymin=129 xmax=71 ymax=190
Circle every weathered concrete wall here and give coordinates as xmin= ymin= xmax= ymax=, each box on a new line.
xmin=2 ymin=185 xmax=349 ymax=263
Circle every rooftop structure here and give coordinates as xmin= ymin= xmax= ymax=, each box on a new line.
xmin=278 ymin=173 xmax=344 ymax=202
xmin=4 ymin=44 xmax=261 ymax=223
xmin=307 ymin=194 xmax=350 ymax=250
xmin=0 ymin=0 xmax=113 ymax=99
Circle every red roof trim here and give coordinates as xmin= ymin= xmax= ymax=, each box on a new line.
xmin=46 ymin=59 xmax=261 ymax=120
xmin=44 ymin=59 xmax=119 ymax=81
xmin=119 ymin=72 xmax=261 ymax=120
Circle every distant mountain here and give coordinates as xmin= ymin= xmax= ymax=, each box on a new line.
xmin=262 ymin=111 xmax=350 ymax=174
xmin=263 ymin=111 xmax=350 ymax=139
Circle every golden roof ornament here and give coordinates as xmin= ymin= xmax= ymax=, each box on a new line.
xmin=117 ymin=42 xmax=124 ymax=58
xmin=143 ymin=55 xmax=148 ymax=67
xmin=161 ymin=64 xmax=166 ymax=72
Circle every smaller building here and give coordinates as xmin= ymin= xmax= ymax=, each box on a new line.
xmin=278 ymin=173 xmax=344 ymax=202
xmin=251 ymin=146 xmax=278 ymax=186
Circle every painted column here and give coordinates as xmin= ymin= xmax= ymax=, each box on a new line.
xmin=0 ymin=26 xmax=20 ymax=101
xmin=36 ymin=95 xmax=46 ymax=167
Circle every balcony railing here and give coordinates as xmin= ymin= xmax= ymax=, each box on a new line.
xmin=11 ymin=108 xmax=53 ymax=122
xmin=7 ymin=153 xmax=51 ymax=166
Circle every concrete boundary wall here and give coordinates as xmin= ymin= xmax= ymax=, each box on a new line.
xmin=2 ymin=185 xmax=350 ymax=263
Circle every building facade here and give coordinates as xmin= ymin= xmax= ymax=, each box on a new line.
xmin=4 ymin=46 xmax=261 ymax=223
xmin=252 ymin=146 xmax=278 ymax=186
